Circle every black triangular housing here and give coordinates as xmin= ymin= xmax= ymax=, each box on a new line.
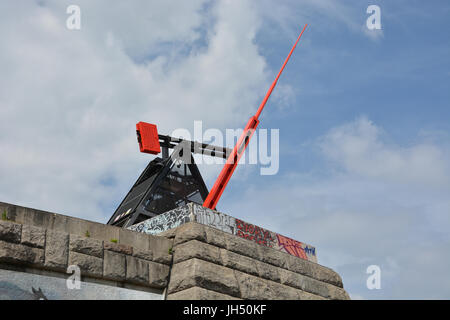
xmin=107 ymin=144 xmax=209 ymax=228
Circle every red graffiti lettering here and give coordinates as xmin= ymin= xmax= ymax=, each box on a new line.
xmin=235 ymin=220 xmax=274 ymax=247
xmin=276 ymin=234 xmax=307 ymax=260
xmin=236 ymin=219 xmax=244 ymax=230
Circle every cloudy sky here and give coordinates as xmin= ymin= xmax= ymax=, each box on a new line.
xmin=1 ymin=0 xmax=449 ymax=299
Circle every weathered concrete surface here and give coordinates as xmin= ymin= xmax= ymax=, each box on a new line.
xmin=0 ymin=220 xmax=22 ymax=243
xmin=126 ymin=256 xmax=150 ymax=285
xmin=148 ymin=261 xmax=170 ymax=288
xmin=0 ymin=240 xmax=44 ymax=265
xmin=68 ymin=251 xmax=103 ymax=277
xmin=70 ymin=235 xmax=104 ymax=258
xmin=21 ymin=225 xmax=45 ymax=248
xmin=45 ymin=230 xmax=69 ymax=270
xmin=103 ymin=250 xmax=126 ymax=281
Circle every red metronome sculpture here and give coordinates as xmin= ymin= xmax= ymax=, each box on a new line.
xmin=110 ymin=24 xmax=307 ymax=226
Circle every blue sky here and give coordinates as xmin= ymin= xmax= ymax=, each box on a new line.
xmin=0 ymin=0 xmax=449 ymax=299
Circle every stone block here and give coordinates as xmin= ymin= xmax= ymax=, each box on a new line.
xmin=168 ymin=258 xmax=240 ymax=298
xmin=150 ymin=235 xmax=173 ymax=265
xmin=45 ymin=230 xmax=69 ymax=270
xmin=126 ymin=256 xmax=149 ymax=284
xmin=119 ymin=228 xmax=150 ymax=251
xmin=21 ymin=224 xmax=45 ymax=248
xmin=234 ymin=270 xmax=309 ymax=300
xmin=173 ymin=223 xmax=206 ymax=246
xmin=0 ymin=240 xmax=44 ymax=265
xmin=0 ymin=204 xmax=14 ymax=221
xmin=69 ymin=251 xmax=103 ymax=277
xmin=279 ymin=268 xmax=305 ymax=290
xmin=65 ymin=218 xmax=117 ymax=242
xmin=286 ymin=255 xmax=343 ymax=288
xmin=204 ymin=226 xmax=227 ymax=249
xmin=302 ymin=276 xmax=332 ymax=298
xmin=233 ymin=271 xmax=272 ymax=300
xmin=0 ymin=220 xmax=21 ymax=243
xmin=173 ymin=240 xmax=221 ymax=265
xmin=258 ymin=245 xmax=288 ymax=269
xmin=69 ymin=235 xmax=103 ymax=258
xmin=311 ymin=264 xmax=344 ymax=288
xmin=225 ymin=235 xmax=261 ymax=261
xmin=157 ymin=228 xmax=177 ymax=239
xmin=219 ymin=249 xmax=259 ymax=277
xmin=255 ymin=261 xmax=281 ymax=283
xmin=132 ymin=247 xmax=153 ymax=261
xmin=328 ymin=286 xmax=351 ymax=300
xmin=279 ymin=268 xmax=349 ymax=300
xmin=51 ymin=214 xmax=70 ymax=233
xmin=103 ymin=250 xmax=126 ymax=281
xmin=104 ymin=241 xmax=133 ymax=255
xmin=148 ymin=261 xmax=170 ymax=288
xmin=153 ymin=253 xmax=172 ymax=265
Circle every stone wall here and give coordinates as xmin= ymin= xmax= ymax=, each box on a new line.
xmin=161 ymin=223 xmax=349 ymax=300
xmin=0 ymin=202 xmax=172 ymax=298
xmin=0 ymin=202 xmax=350 ymax=300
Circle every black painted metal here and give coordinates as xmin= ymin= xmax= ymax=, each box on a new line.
xmin=158 ymin=134 xmax=232 ymax=159
xmin=107 ymin=140 xmax=213 ymax=228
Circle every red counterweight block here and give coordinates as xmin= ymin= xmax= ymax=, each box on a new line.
xmin=136 ymin=122 xmax=161 ymax=155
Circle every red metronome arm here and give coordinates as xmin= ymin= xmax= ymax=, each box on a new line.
xmin=203 ymin=24 xmax=308 ymax=210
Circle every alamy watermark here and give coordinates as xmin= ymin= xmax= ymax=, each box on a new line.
xmin=66 ymin=265 xmax=81 ymax=290
xmin=169 ymin=121 xmax=280 ymax=175
xmin=366 ymin=5 xmax=382 ymax=30
xmin=66 ymin=5 xmax=81 ymax=30
xmin=366 ymin=265 xmax=381 ymax=290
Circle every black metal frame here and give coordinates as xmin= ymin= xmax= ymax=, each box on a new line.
xmin=107 ymin=136 xmax=228 ymax=228
xmin=158 ymin=135 xmax=232 ymax=160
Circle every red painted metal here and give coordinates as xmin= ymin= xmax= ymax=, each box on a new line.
xmin=203 ymin=24 xmax=308 ymax=210
xmin=136 ymin=122 xmax=161 ymax=155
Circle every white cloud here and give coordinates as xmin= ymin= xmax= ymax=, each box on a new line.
xmin=0 ymin=0 xmax=269 ymax=221
xmin=319 ymin=116 xmax=449 ymax=187
xmin=258 ymin=0 xmax=379 ymax=40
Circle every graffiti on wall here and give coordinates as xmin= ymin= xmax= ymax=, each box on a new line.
xmin=276 ymin=234 xmax=308 ymax=260
xmin=128 ymin=203 xmax=317 ymax=263
xmin=235 ymin=219 xmax=276 ymax=247
xmin=130 ymin=205 xmax=192 ymax=235
xmin=194 ymin=205 xmax=236 ymax=234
